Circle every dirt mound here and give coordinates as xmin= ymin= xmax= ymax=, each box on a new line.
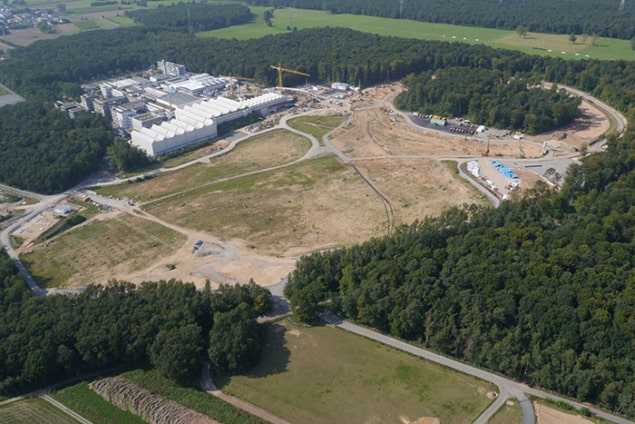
xmin=89 ymin=377 xmax=219 ymax=424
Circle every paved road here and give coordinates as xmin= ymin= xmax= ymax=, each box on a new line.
xmin=320 ymin=311 xmax=633 ymax=424
xmin=200 ymin=363 xmax=292 ymax=424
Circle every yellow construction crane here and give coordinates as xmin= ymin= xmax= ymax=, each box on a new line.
xmin=270 ymin=62 xmax=310 ymax=88
xmin=227 ymin=73 xmax=255 ymax=96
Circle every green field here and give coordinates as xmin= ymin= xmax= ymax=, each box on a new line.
xmin=72 ymin=20 xmax=101 ymax=30
xmin=0 ymin=86 xmax=8 ymax=96
xmin=218 ymin=320 xmax=495 ymax=423
xmin=52 ymin=382 xmax=145 ymax=424
xmin=121 ymin=369 xmax=267 ymax=424
xmin=489 ymin=398 xmax=522 ymax=424
xmin=0 ymin=398 xmax=79 ymax=424
xmin=200 ymin=7 xmax=635 ymax=62
xmin=98 ymin=129 xmax=311 ymax=202
xmin=287 ymin=115 xmax=348 ymax=145
xmin=23 ymin=214 xmax=186 ymax=288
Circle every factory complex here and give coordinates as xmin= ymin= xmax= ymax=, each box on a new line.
xmin=63 ymin=60 xmax=290 ymax=157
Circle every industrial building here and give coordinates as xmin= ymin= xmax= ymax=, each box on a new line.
xmin=130 ymin=92 xmax=288 ymax=157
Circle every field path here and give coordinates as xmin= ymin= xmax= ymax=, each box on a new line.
xmin=200 ymin=363 xmax=291 ymax=424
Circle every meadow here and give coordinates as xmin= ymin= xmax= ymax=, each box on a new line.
xmin=200 ymin=6 xmax=635 ymax=62
xmin=218 ymin=319 xmax=495 ymax=423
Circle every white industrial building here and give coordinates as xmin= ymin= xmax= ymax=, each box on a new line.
xmin=167 ymin=74 xmax=227 ymax=96
xmin=130 ymin=93 xmax=288 ymax=157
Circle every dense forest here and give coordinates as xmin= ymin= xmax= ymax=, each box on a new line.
xmin=0 ymin=25 xmax=635 ymax=190
xmin=284 ymin=118 xmax=635 ymax=417
xmin=246 ymin=0 xmax=635 ymax=40
xmin=0 ymin=104 xmax=113 ymax=193
xmin=126 ymin=2 xmax=253 ymax=32
xmin=0 ymin=248 xmax=271 ymax=393
xmin=395 ymin=68 xmax=581 ymax=134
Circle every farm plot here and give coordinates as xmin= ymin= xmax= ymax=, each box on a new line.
xmin=218 ymin=320 xmax=495 ymax=424
xmin=99 ymin=129 xmax=311 ymax=203
xmin=0 ymin=398 xmax=79 ymax=424
xmin=23 ymin=214 xmax=186 ymax=288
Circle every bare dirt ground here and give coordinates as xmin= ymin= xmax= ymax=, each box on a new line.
xmin=534 ymin=401 xmax=595 ymax=424
xmin=21 ymin=82 xmax=612 ymax=291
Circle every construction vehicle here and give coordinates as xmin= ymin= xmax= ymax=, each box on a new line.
xmin=227 ymin=73 xmax=255 ymax=96
xmin=270 ymin=62 xmax=310 ymax=88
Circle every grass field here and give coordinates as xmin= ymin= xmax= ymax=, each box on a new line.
xmin=23 ymin=214 xmax=186 ymax=288
xmin=0 ymin=86 xmax=8 ymax=96
xmin=489 ymin=398 xmax=522 ymax=424
xmin=218 ymin=320 xmax=495 ymax=423
xmin=142 ymin=155 xmax=386 ymax=254
xmin=0 ymin=398 xmax=79 ymax=424
xmin=72 ymin=20 xmax=101 ymax=31
xmin=98 ymin=129 xmax=311 ymax=203
xmin=287 ymin=115 xmax=348 ymax=145
xmin=200 ymin=7 xmax=635 ymax=62
xmin=52 ymin=382 xmax=146 ymax=424
xmin=121 ymin=369 xmax=267 ymax=424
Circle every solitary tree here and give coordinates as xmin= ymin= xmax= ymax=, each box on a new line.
xmin=516 ymin=25 xmax=528 ymax=38
xmin=569 ymin=33 xmax=577 ymax=44
xmin=631 ymin=36 xmax=635 ymax=51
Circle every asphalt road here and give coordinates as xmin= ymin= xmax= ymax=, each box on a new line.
xmin=320 ymin=311 xmax=633 ymax=424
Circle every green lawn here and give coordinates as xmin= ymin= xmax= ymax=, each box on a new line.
xmin=200 ymin=7 xmax=635 ymax=61
xmin=287 ymin=115 xmax=348 ymax=145
xmin=489 ymin=398 xmax=522 ymax=424
xmin=52 ymin=382 xmax=145 ymax=424
xmin=218 ymin=320 xmax=495 ymax=424
xmin=72 ymin=20 xmax=101 ymax=30
xmin=0 ymin=398 xmax=79 ymax=424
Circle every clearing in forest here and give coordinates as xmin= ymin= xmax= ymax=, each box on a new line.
xmin=217 ymin=320 xmax=495 ymax=424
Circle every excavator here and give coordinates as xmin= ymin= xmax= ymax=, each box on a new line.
xmin=270 ymin=62 xmax=310 ymax=88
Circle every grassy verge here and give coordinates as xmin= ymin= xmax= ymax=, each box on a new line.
xmin=218 ymin=320 xmax=495 ymax=423
xmin=287 ymin=115 xmax=348 ymax=145
xmin=0 ymin=398 xmax=79 ymax=424
xmin=52 ymin=382 xmax=145 ymax=424
xmin=488 ymin=398 xmax=522 ymax=424
xmin=122 ymin=369 xmax=267 ymax=424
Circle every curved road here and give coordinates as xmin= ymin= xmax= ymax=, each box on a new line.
xmin=0 ymin=84 xmax=630 ymax=423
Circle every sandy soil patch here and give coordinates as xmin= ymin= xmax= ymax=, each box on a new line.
xmin=354 ymin=158 xmax=486 ymax=225
xmin=534 ymin=401 xmax=595 ymax=424
xmin=525 ymin=100 xmax=609 ymax=154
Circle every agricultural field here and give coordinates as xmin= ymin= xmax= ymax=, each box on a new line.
xmin=0 ymin=398 xmax=79 ymax=424
xmin=121 ymin=369 xmax=267 ymax=424
xmin=99 ymin=129 xmax=311 ymax=203
xmin=52 ymin=382 xmax=146 ymax=424
xmin=218 ymin=319 xmax=495 ymax=424
xmin=201 ymin=7 xmax=635 ymax=62
xmin=22 ymin=214 xmax=186 ymax=288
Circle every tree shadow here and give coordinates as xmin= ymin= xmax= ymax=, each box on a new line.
xmin=215 ymin=323 xmax=291 ymax=388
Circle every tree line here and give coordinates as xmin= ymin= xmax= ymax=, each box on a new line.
xmin=284 ymin=118 xmax=635 ymax=418
xmin=246 ymin=0 xmax=635 ymax=40
xmin=126 ymin=2 xmax=253 ymax=33
xmin=1 ymin=27 xmax=635 ymax=191
xmin=394 ymin=68 xmax=581 ymax=134
xmin=0 ymin=249 xmax=272 ymax=393
xmin=0 ymin=103 xmax=113 ymax=194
